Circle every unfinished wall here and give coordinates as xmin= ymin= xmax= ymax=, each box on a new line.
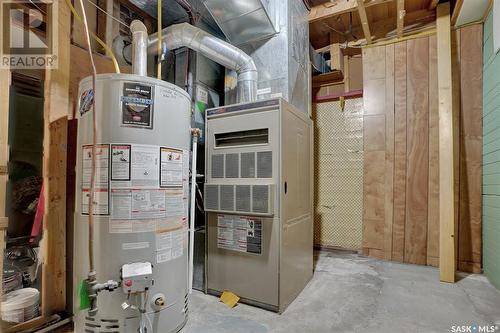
xmin=362 ymin=26 xmax=483 ymax=273
xmin=483 ymin=12 xmax=500 ymax=289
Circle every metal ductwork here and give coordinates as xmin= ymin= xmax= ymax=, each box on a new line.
xmin=125 ymin=21 xmax=257 ymax=103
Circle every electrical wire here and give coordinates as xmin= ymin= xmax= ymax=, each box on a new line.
xmin=76 ymin=0 xmax=98 ymax=274
xmin=64 ymin=0 xmax=121 ymax=73
xmin=84 ymin=0 xmax=128 ymax=27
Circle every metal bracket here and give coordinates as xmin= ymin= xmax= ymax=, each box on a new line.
xmin=0 ymin=165 xmax=7 ymax=175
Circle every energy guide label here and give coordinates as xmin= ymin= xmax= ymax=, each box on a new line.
xmin=217 ymin=215 xmax=262 ymax=254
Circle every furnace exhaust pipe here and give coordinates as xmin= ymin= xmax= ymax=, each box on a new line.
xmin=126 ymin=21 xmax=258 ymax=103
xmin=130 ymin=20 xmax=148 ymax=76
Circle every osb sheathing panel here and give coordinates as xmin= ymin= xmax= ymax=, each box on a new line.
xmin=313 ymin=98 xmax=364 ymax=250
xmin=361 ymin=26 xmax=483 ymax=273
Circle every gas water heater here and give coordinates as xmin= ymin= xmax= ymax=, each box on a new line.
xmin=74 ymin=73 xmax=192 ymax=332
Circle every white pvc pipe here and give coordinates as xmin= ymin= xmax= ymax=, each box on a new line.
xmin=188 ymin=131 xmax=199 ymax=294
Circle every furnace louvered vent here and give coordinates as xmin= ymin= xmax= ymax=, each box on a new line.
xmin=220 ymin=185 xmax=235 ymax=211
xmin=205 ymin=184 xmax=219 ymax=210
xmin=212 ymin=154 xmax=224 ymax=178
xmin=257 ymin=151 xmax=273 ymax=178
xmin=252 ymin=185 xmax=269 ymax=213
xmin=204 ymin=184 xmax=274 ymax=215
xmin=240 ymin=152 xmax=256 ymax=178
xmin=236 ymin=185 xmax=251 ymax=212
xmin=225 ymin=153 xmax=239 ymax=178
xmin=84 ymin=317 xmax=120 ymax=333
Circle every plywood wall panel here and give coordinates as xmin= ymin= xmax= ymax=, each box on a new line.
xmin=392 ymin=41 xmax=407 ymax=262
xmin=384 ymin=44 xmax=395 ymax=260
xmin=361 ymin=25 xmax=482 ymax=273
xmin=404 ymin=38 xmax=430 ymax=265
xmin=364 ymin=115 xmax=386 ymax=151
xmin=458 ymin=24 xmax=483 ymax=273
xmin=427 ymin=35 xmax=440 ymax=266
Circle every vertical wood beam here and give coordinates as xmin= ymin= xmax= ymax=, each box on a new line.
xmin=451 ymin=0 xmax=464 ymax=26
xmin=42 ymin=1 xmax=71 ymax=314
xmin=397 ymin=0 xmax=405 ymax=37
xmin=357 ymin=0 xmax=372 ymax=44
xmin=437 ymin=2 xmax=457 ymax=283
xmin=0 ymin=70 xmax=11 ymax=303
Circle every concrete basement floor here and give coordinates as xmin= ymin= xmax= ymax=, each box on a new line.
xmin=182 ymin=250 xmax=500 ymax=333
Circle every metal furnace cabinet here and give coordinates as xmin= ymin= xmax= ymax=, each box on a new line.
xmin=204 ymin=98 xmax=313 ymax=312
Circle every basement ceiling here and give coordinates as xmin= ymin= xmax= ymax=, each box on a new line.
xmin=309 ymin=0 xmax=438 ymax=49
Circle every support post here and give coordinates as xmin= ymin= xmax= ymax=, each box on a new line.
xmin=42 ymin=0 xmax=71 ymax=314
xmin=436 ymin=2 xmax=456 ymax=283
xmin=0 ymin=69 xmax=11 ymax=305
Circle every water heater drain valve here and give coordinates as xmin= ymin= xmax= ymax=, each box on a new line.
xmin=121 ymin=262 xmax=153 ymax=294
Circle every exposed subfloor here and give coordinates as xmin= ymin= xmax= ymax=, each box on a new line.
xmin=182 ymin=250 xmax=500 ymax=333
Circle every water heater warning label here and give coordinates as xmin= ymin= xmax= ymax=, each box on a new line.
xmin=217 ymin=215 xmax=262 ymax=254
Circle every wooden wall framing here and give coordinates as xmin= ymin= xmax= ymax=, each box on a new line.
xmin=362 ymin=24 xmax=483 ymax=274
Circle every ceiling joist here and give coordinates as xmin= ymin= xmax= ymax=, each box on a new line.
xmin=451 ymin=0 xmax=464 ymax=25
xmin=356 ymin=0 xmax=372 ymax=44
xmin=397 ymin=0 xmax=405 ymax=37
xmin=309 ymin=0 xmax=394 ymax=23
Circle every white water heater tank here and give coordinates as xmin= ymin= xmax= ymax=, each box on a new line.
xmin=74 ymin=73 xmax=191 ymax=333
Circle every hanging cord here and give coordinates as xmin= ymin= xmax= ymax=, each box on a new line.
xmin=64 ymin=0 xmax=121 ymax=73
xmin=157 ymin=0 xmax=162 ymax=79
xmin=76 ymin=0 xmax=98 ymax=274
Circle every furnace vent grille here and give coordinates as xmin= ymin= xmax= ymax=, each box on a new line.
xmin=257 ymin=151 xmax=273 ymax=178
xmin=240 ymin=152 xmax=256 ymax=178
xmin=204 ymin=184 xmax=274 ymax=215
xmin=212 ymin=154 xmax=224 ymax=178
xmin=225 ymin=153 xmax=239 ymax=178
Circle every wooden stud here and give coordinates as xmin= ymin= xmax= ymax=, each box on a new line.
xmin=330 ymin=43 xmax=345 ymax=72
xmin=343 ymin=55 xmax=351 ymax=92
xmin=309 ymin=0 xmax=393 ymax=23
xmin=397 ymin=0 xmax=405 ymax=37
xmin=437 ymin=2 xmax=456 ymax=283
xmin=451 ymin=0 xmax=464 ymax=26
xmin=0 ymin=69 xmax=10 ymax=303
xmin=42 ymin=0 xmax=71 ymax=314
xmin=357 ymin=0 xmax=373 ymax=44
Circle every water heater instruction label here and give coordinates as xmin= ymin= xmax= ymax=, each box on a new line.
xmin=217 ymin=215 xmax=262 ymax=254
xmin=82 ymin=144 xmax=110 ymax=215
xmin=156 ymin=228 xmax=184 ymax=263
xmin=102 ymin=143 xmax=189 ymax=235
xmin=111 ymin=145 xmax=131 ymax=181
xmin=160 ymin=148 xmax=183 ymax=187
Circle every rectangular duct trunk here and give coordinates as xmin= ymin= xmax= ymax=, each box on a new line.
xmin=221 ymin=0 xmax=311 ymax=116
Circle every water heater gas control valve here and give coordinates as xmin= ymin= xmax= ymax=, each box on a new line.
xmin=121 ymin=262 xmax=153 ymax=294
